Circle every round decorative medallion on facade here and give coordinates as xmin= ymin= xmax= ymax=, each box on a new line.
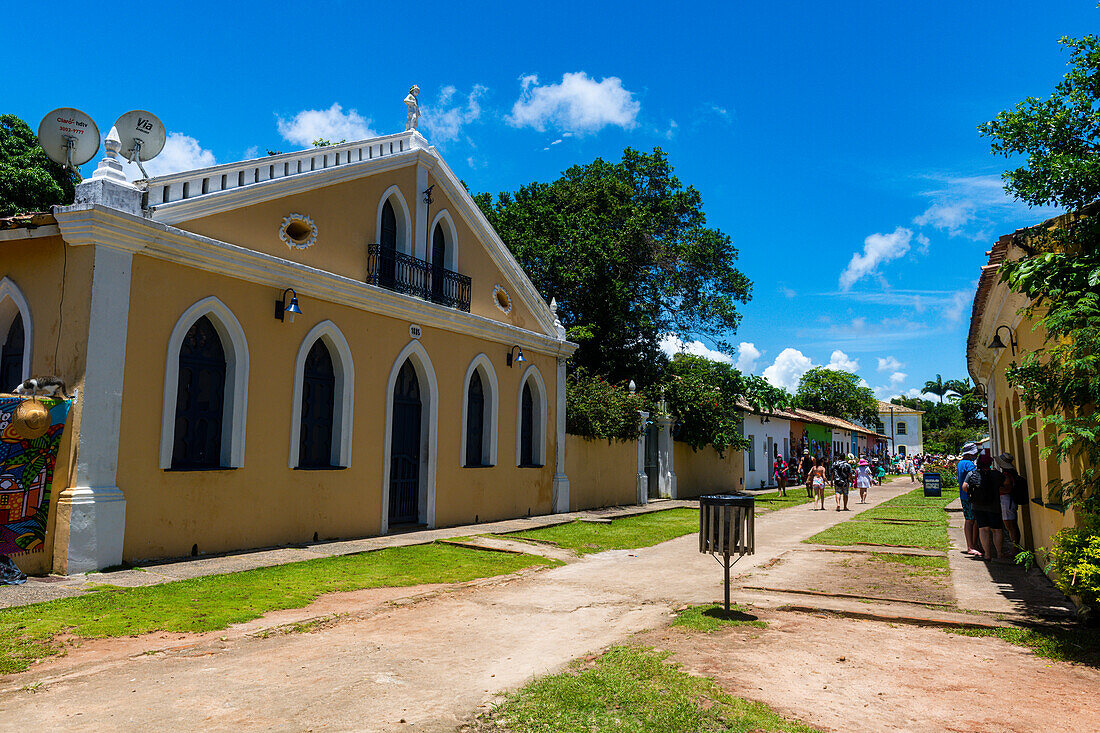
xmin=279 ymin=214 xmax=317 ymax=250
xmin=492 ymin=285 xmax=512 ymax=314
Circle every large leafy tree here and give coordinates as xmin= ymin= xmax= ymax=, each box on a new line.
xmin=474 ymin=147 xmax=752 ymax=385
xmin=794 ymin=367 xmax=877 ymax=425
xmin=978 ymin=35 xmax=1100 ymax=519
xmin=0 ymin=114 xmax=78 ymax=217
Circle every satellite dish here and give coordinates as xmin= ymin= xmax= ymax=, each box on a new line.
xmin=114 ymin=110 xmax=166 ymax=178
xmin=37 ymin=108 xmax=100 ymax=180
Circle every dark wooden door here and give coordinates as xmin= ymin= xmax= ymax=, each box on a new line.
xmin=465 ymin=370 xmax=484 ymax=466
xmin=389 ymin=360 xmax=421 ymax=524
xmin=380 ymin=199 xmax=397 ymax=286
xmin=299 ymin=340 xmax=336 ymax=468
xmin=0 ymin=313 xmax=24 ymax=392
xmin=431 ymin=224 xmax=446 ymax=303
xmin=172 ymin=316 xmax=226 ymax=468
xmin=644 ymin=422 xmax=659 ymax=499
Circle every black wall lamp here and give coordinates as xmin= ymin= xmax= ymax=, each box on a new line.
xmin=507 ymin=345 xmax=526 ymax=367
xmin=987 ymin=325 xmax=1018 ymax=356
xmin=275 ymin=288 xmax=303 ymax=323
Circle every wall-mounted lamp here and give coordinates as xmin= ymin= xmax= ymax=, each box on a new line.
xmin=275 ymin=288 xmax=302 ymax=323
xmin=507 ymin=345 xmax=526 ymax=367
xmin=987 ymin=325 xmax=1018 ymax=356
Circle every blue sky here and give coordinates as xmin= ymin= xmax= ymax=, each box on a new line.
xmin=8 ymin=1 xmax=1095 ymax=397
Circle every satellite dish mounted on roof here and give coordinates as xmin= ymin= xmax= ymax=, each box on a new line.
xmin=37 ymin=108 xmax=101 ymax=181
xmin=113 ymin=110 xmax=166 ymax=179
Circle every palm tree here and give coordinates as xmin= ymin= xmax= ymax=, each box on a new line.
xmin=922 ymin=374 xmax=948 ymax=404
xmin=944 ymin=378 xmax=973 ymax=401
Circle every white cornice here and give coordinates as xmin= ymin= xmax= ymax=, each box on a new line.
xmin=138 ymin=220 xmax=575 ymax=357
xmin=52 ymin=205 xmax=153 ymax=253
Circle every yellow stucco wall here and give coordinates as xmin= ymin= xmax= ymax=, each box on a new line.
xmin=177 ymin=163 xmax=543 ymax=332
xmin=674 ymin=441 xmax=742 ymax=498
xmin=0 ymin=235 xmax=93 ymax=574
xmin=114 ymin=253 xmax=558 ymax=561
xmin=565 ymin=434 xmax=638 ymax=510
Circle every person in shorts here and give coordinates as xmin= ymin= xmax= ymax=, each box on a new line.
xmin=963 ymin=454 xmax=1005 ymax=561
xmin=995 ymin=452 xmax=1022 ymax=550
xmin=831 ymin=454 xmax=854 ymax=511
xmin=956 ymin=443 xmax=980 ymax=556
xmin=799 ymin=450 xmax=815 ymax=499
xmin=810 ymin=457 xmax=827 ymax=510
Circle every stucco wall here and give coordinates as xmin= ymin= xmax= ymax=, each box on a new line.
xmin=565 ymin=434 xmax=638 ymax=511
xmin=0 ymin=235 xmax=93 ymax=574
xmin=113 ymin=253 xmax=560 ymax=562
xmin=742 ymin=414 xmax=791 ymax=490
xmin=674 ymin=441 xmax=742 ymax=498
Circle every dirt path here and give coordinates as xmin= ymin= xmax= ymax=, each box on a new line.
xmin=641 ymin=609 xmax=1100 ymax=733
xmin=0 ymin=484 xmax=911 ymax=732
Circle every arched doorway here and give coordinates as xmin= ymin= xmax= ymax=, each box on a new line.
xmin=380 ymin=199 xmax=397 ymax=287
xmin=299 ymin=339 xmax=336 ymax=468
xmin=431 ymin=222 xmax=446 ymax=303
xmin=389 ymin=359 xmax=422 ymax=524
xmin=0 ymin=312 xmax=24 ymax=392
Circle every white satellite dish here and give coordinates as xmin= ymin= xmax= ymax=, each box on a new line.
xmin=37 ymin=108 xmax=100 ymax=179
xmin=114 ymin=110 xmax=166 ymax=178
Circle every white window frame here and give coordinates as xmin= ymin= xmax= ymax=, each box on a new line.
xmin=376 ymin=185 xmax=413 ymax=256
xmin=288 ymin=320 xmax=355 ymax=469
xmin=896 ymin=420 xmax=907 ymax=436
xmin=159 ymin=296 xmax=249 ymax=469
xmin=461 ymin=353 xmax=498 ymax=467
xmin=515 ymin=364 xmax=547 ymax=467
xmin=0 ymin=277 xmax=33 ymax=388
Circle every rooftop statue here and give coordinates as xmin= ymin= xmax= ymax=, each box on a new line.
xmin=405 ymin=85 xmax=421 ymax=131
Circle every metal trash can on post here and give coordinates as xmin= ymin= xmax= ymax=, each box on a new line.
xmin=698 ymin=494 xmax=755 ymax=611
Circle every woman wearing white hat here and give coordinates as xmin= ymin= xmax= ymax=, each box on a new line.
xmin=995 ymin=452 xmax=1022 ymax=549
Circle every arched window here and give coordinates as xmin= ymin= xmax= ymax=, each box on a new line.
xmin=520 ymin=381 xmax=535 ymax=466
xmin=0 ymin=313 xmax=24 ymax=392
xmin=466 ymin=371 xmax=485 ymax=466
xmin=172 ymin=316 xmax=226 ymax=468
xmin=298 ymin=340 xmax=336 ymax=468
xmin=431 ymin=222 xmax=446 ymax=303
xmin=380 ymin=199 xmax=397 ymax=286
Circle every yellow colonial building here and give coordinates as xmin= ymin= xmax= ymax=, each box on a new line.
xmin=967 ymin=227 xmax=1079 ymax=554
xmin=0 ymin=127 xmax=576 ymax=574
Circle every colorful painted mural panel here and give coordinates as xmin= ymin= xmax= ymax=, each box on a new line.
xmin=0 ymin=397 xmax=72 ymax=556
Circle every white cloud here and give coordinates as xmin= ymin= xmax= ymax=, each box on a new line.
xmin=943 ymin=290 xmax=970 ymax=324
xmin=889 ymin=371 xmax=908 ymax=386
xmin=826 ymin=350 xmax=859 ymax=372
xmin=659 ymin=334 xmax=732 ymax=364
xmin=779 ymin=285 xmax=796 ymax=299
xmin=914 ymin=202 xmax=975 ymax=236
xmin=122 ymin=132 xmax=216 ymax=180
xmin=665 ymin=120 xmax=678 ymax=139
xmin=913 ymin=173 xmax=1061 ymax=240
xmin=877 ymin=356 xmax=904 ymax=372
xmin=507 ymin=72 xmax=640 ymax=134
xmin=839 ymin=227 xmax=913 ymax=291
xmin=906 ymin=388 xmax=922 ymax=398
xmin=422 ymin=85 xmax=487 ymax=143
xmin=276 ymin=103 xmax=377 ymax=147
xmin=762 ymin=348 xmax=814 ymax=391
xmin=735 ymin=342 xmax=762 ymax=373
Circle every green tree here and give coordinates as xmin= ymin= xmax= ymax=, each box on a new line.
xmin=921 ymin=374 xmax=948 ymax=404
xmin=474 ymin=148 xmax=752 ymax=385
xmin=794 ymin=367 xmax=877 ymax=425
xmin=979 ymin=34 xmax=1100 ymax=520
xmin=0 ymin=114 xmax=79 ymax=217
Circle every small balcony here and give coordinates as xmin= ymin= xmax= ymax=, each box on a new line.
xmin=365 ymin=244 xmax=472 ymax=312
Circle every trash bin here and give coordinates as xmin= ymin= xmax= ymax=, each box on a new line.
xmin=698 ymin=494 xmax=755 ymax=611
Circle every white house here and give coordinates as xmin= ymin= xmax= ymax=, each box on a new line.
xmin=874 ymin=400 xmax=923 ymax=457
xmin=740 ymin=404 xmax=793 ymax=490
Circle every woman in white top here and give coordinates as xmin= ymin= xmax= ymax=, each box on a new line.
xmin=855 ymin=458 xmax=873 ymax=504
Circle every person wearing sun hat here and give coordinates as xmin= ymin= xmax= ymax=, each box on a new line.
xmin=995 ymin=452 xmax=1023 ymax=549
xmin=957 ymin=443 xmax=981 ymax=556
xmin=855 ymin=457 xmax=872 ymax=503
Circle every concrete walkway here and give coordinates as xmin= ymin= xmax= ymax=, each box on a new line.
xmin=0 ymin=484 xmax=916 ymax=732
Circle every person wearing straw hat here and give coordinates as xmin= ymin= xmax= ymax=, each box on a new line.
xmin=995 ymin=452 xmax=1023 ymax=550
xmin=855 ymin=457 xmax=872 ymax=503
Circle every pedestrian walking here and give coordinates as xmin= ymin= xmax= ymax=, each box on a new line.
xmin=773 ymin=454 xmax=788 ymax=497
xmin=875 ymin=461 xmax=886 ymax=486
xmin=855 ymin=457 xmax=872 ymax=503
xmin=832 ymin=454 xmax=854 ymax=511
xmin=810 ymin=457 xmax=827 ymax=510
xmin=799 ymin=450 xmax=815 ymax=499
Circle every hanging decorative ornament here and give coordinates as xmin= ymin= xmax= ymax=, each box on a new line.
xmin=12 ymin=399 xmax=50 ymax=440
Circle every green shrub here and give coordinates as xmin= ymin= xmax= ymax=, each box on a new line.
xmin=1046 ymin=526 xmax=1100 ymax=607
xmin=566 ymin=368 xmax=645 ymax=441
xmin=921 ymin=460 xmax=959 ymax=488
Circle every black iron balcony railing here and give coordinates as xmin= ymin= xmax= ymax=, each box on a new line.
xmin=365 ymin=244 xmax=472 ymax=312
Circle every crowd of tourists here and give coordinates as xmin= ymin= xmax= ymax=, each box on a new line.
xmin=769 ymin=451 xmax=899 ymax=511
xmin=956 ymin=442 xmax=1029 ymax=562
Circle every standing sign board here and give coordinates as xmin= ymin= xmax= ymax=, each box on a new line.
xmin=922 ymin=472 xmax=942 ymax=497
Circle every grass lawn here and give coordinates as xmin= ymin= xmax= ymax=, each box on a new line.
xmin=498 ymin=508 xmax=699 ymax=555
xmin=944 ymin=625 xmax=1100 ymax=668
xmin=671 ymin=603 xmax=768 ymax=631
xmin=0 ymin=542 xmax=556 ymax=675
xmin=481 ymin=645 xmax=821 ymax=733
xmin=803 ymin=487 xmax=958 ymax=551
xmin=753 ymin=489 xmax=813 ymax=512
